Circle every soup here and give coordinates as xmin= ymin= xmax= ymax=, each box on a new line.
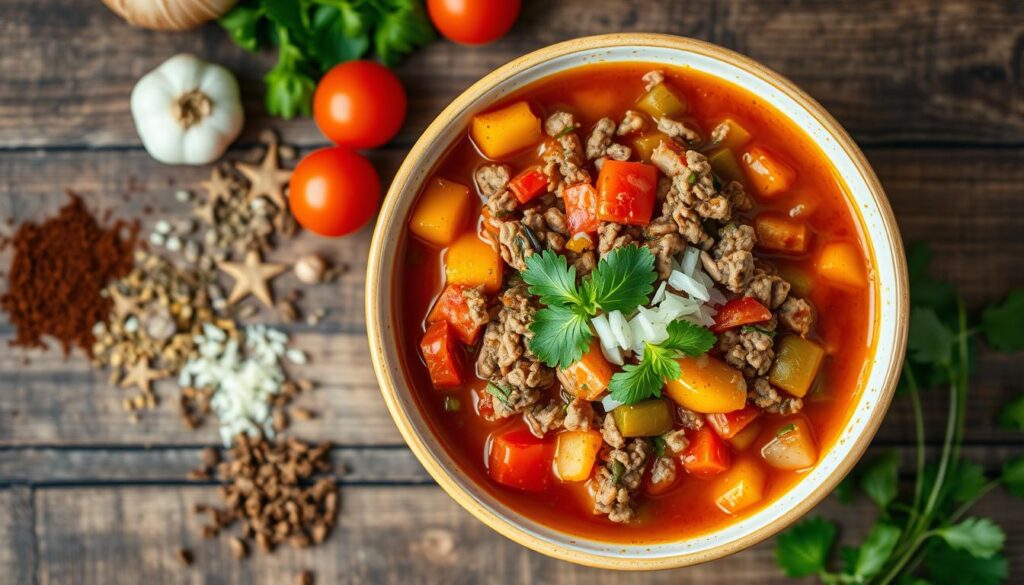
xmin=398 ymin=62 xmax=875 ymax=543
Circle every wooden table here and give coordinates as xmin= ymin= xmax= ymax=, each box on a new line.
xmin=2 ymin=1 xmax=1023 ymax=583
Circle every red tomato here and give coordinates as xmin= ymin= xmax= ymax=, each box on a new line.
xmin=596 ymin=160 xmax=658 ymax=225
xmin=707 ymin=405 xmax=762 ymax=440
xmin=427 ymin=0 xmax=521 ymax=45
xmin=710 ymin=297 xmax=773 ymax=333
xmin=427 ymin=284 xmax=488 ymax=344
xmin=313 ymin=61 xmax=407 ymax=148
xmin=488 ymin=427 xmax=554 ymax=492
xmin=289 ymin=147 xmax=380 ymax=237
xmin=683 ymin=426 xmax=733 ymax=476
xmin=419 ymin=320 xmax=465 ymax=388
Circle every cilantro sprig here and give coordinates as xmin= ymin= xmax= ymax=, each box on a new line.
xmin=774 ymin=242 xmax=1024 ymax=585
xmin=608 ymin=320 xmax=716 ymax=404
xmin=523 ymin=246 xmax=656 ymax=368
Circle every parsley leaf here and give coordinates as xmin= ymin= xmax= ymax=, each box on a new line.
xmin=907 ymin=306 xmax=954 ymax=367
xmin=661 ymin=319 xmax=717 ymax=357
xmin=774 ymin=517 xmax=836 ymax=577
xmin=608 ymin=358 xmax=666 ymax=405
xmin=263 ymin=26 xmax=317 ymax=119
xmin=607 ymin=321 xmax=715 ymax=404
xmin=528 ymin=305 xmax=591 ymax=369
xmin=219 ymin=4 xmax=267 ymax=52
xmin=310 ymin=4 xmax=371 ymax=69
xmin=949 ymin=460 xmax=988 ymax=504
xmin=998 ymin=395 xmax=1024 ymax=430
xmin=926 ymin=542 xmax=1008 ymax=585
xmin=582 ymin=244 xmax=656 ymax=313
xmin=373 ymin=0 xmax=435 ymax=67
xmin=1001 ymin=457 xmax=1024 ymax=498
xmin=485 ymin=382 xmax=512 ymax=407
xmin=936 ymin=518 xmax=1005 ymax=559
xmin=982 ymin=289 xmax=1024 ymax=352
xmin=853 ymin=523 xmax=901 ymax=580
xmin=522 ymin=250 xmax=585 ymax=308
xmin=861 ymin=451 xmax=900 ymax=510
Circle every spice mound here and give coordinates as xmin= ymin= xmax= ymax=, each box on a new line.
xmin=1 ymin=192 xmax=137 ymax=355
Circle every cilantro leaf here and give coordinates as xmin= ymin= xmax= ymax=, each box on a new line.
xmin=583 ymin=245 xmax=656 ymax=313
xmin=937 ymin=518 xmax=1005 ymax=559
xmin=982 ymin=289 xmax=1024 ymax=351
xmin=608 ymin=358 xmax=665 ymax=405
xmin=907 ymin=241 xmax=956 ymax=315
xmin=998 ymin=395 xmax=1024 ymax=430
xmin=522 ymin=250 xmax=584 ymax=308
xmin=310 ymin=4 xmax=371 ymax=69
xmin=219 ymin=4 xmax=267 ymax=52
xmin=607 ymin=320 xmax=715 ymax=404
xmin=1001 ymin=457 xmax=1024 ymax=498
xmin=263 ymin=26 xmax=316 ymax=119
xmin=485 ymin=382 xmax=512 ymax=407
xmin=661 ymin=319 xmax=717 ymax=357
xmin=528 ymin=305 xmax=591 ymax=368
xmin=373 ymin=0 xmax=435 ymax=67
xmin=861 ymin=451 xmax=900 ymax=510
xmin=926 ymin=542 xmax=1008 ymax=585
xmin=907 ymin=306 xmax=954 ymax=367
xmin=773 ymin=517 xmax=836 ymax=577
xmin=949 ymin=460 xmax=988 ymax=504
xmin=853 ymin=523 xmax=901 ymax=580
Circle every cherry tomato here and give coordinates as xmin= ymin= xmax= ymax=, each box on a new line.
xmin=289 ymin=147 xmax=380 ymax=237
xmin=427 ymin=0 xmax=521 ymax=45
xmin=312 ymin=61 xmax=406 ymax=148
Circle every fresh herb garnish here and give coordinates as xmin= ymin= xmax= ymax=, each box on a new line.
xmin=742 ymin=325 xmax=777 ymax=338
xmin=219 ymin=0 xmax=434 ymax=118
xmin=443 ymin=396 xmax=461 ymax=412
xmin=523 ymin=246 xmax=656 ymax=368
xmin=773 ymin=242 xmax=1024 ymax=584
xmin=485 ymin=382 xmax=512 ymax=407
xmin=608 ymin=320 xmax=716 ymax=405
xmin=610 ymin=460 xmax=626 ymax=485
xmin=776 ymin=423 xmax=797 ymax=437
xmin=652 ymin=436 xmax=667 ymax=458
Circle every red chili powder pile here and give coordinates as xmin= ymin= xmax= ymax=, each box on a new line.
xmin=1 ymin=192 xmax=138 ymax=356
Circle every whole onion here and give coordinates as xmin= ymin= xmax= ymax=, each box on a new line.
xmin=101 ymin=0 xmax=238 ymax=31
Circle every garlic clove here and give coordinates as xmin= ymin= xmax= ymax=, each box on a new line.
xmin=294 ymin=254 xmax=328 ymax=285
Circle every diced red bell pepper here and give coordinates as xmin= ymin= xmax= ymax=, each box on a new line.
xmin=419 ymin=320 xmax=464 ymax=389
xmin=596 ymin=160 xmax=658 ymax=225
xmin=683 ymin=426 xmax=733 ymax=476
xmin=707 ymin=405 xmax=762 ymax=440
xmin=563 ymin=183 xmax=600 ymax=234
xmin=488 ymin=427 xmax=555 ymax=492
xmin=427 ymin=284 xmax=487 ymax=345
xmin=508 ymin=167 xmax=549 ymax=204
xmin=710 ymin=297 xmax=773 ymax=334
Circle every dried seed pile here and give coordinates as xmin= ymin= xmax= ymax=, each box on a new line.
xmin=1 ymin=192 xmax=138 ymax=355
xmin=190 ymin=434 xmax=338 ymax=557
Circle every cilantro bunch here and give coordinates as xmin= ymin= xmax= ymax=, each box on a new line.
xmin=219 ymin=0 xmax=434 ymax=118
xmin=774 ymin=242 xmax=1024 ymax=585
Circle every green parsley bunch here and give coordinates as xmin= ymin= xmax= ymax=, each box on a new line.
xmin=774 ymin=243 xmax=1024 ymax=585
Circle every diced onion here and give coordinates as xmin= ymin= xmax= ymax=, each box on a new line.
xmin=599 ymin=343 xmax=624 ymax=366
xmin=607 ymin=310 xmax=632 ymax=350
xmin=601 ymin=394 xmax=624 ymax=412
xmin=681 ymin=246 xmax=701 ymax=276
xmin=591 ymin=313 xmax=616 ymax=351
xmin=708 ymin=286 xmax=728 ymax=306
xmin=658 ymin=292 xmax=700 ymax=321
xmin=651 ymin=281 xmax=668 ymax=304
xmin=668 ymin=269 xmax=711 ymax=302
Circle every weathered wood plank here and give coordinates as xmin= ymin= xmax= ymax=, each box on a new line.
xmin=2 ymin=0 xmax=1024 ymax=149
xmin=0 ymin=487 xmax=37 ymax=584
xmin=29 ymin=484 xmax=1024 ymax=584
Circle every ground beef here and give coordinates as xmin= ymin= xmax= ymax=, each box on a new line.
xmin=749 ymin=377 xmax=804 ymax=414
xmin=597 ymin=221 xmax=642 ymax=257
xmin=661 ymin=429 xmax=689 ymax=453
xmin=642 ymin=70 xmax=664 ymax=91
xmin=676 ymin=407 xmax=705 ymax=430
xmin=482 ymin=385 xmax=540 ymax=421
xmin=643 ymin=215 xmax=686 ymax=280
xmin=669 ymin=150 xmax=730 ymax=220
xmin=651 ymin=141 xmax=688 ymax=177
xmin=606 ymin=143 xmax=631 ymax=161
xmin=543 ymin=112 xmax=590 ymax=186
xmin=495 ymin=219 xmax=536 ymax=270
xmin=569 ymin=248 xmax=598 ymax=276
xmin=701 ymin=224 xmax=756 ymax=292
xmin=649 ymin=456 xmax=677 ymax=488
xmin=586 ymin=118 xmax=616 ymax=159
xmin=720 ymin=326 xmax=775 ymax=378
xmin=600 ymin=413 xmax=625 ymax=449
xmin=524 ymin=401 xmax=565 ymax=438
xmin=563 ymin=398 xmax=595 ymax=432
xmin=722 ymin=180 xmax=754 ymax=213
xmin=778 ymin=296 xmax=813 ymax=336
xmin=617 ymin=110 xmax=645 ymax=136
xmin=657 ymin=116 xmax=700 ymax=145
xmin=710 ymin=120 xmax=731 ymax=146
xmin=745 ymin=268 xmax=791 ymax=309
xmin=476 ymin=284 xmax=554 ymax=414
xmin=522 ymin=207 xmax=569 ymax=252
xmin=475 ymin=164 xmax=517 ymax=217
xmin=656 ymin=176 xmax=673 ymax=203
xmin=594 ymin=439 xmax=649 ymax=523
xmin=461 ymin=286 xmax=491 ymax=332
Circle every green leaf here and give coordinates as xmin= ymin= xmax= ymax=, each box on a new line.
xmin=1000 ymin=457 xmax=1024 ymax=498
xmin=998 ymin=395 xmax=1024 ymax=430
xmin=949 ymin=460 xmax=988 ymax=504
xmin=373 ymin=0 xmax=435 ymax=67
xmin=263 ymin=26 xmax=316 ymax=119
xmin=485 ymin=382 xmax=512 ymax=407
xmin=660 ymin=320 xmax=717 ymax=357
xmin=907 ymin=306 xmax=954 ymax=367
xmin=981 ymin=289 xmax=1024 ymax=352
xmin=907 ymin=242 xmax=956 ymax=315
xmin=528 ymin=305 xmax=591 ymax=368
xmin=263 ymin=0 xmax=308 ymax=37
xmin=936 ymin=518 xmax=1005 ymax=559
xmin=522 ymin=250 xmax=584 ymax=308
xmin=608 ymin=357 xmax=665 ymax=405
xmin=926 ymin=542 xmax=1008 ymax=585
xmin=583 ymin=244 xmax=657 ymax=313
xmin=773 ymin=517 xmax=836 ymax=577
xmin=860 ymin=451 xmax=900 ymax=510
xmin=218 ymin=5 xmax=266 ymax=52
xmin=310 ymin=5 xmax=370 ymax=69
xmin=854 ymin=523 xmax=901 ymax=580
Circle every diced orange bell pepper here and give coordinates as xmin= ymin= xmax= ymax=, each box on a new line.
xmin=554 ymin=429 xmax=604 ymax=482
xmin=665 ymin=355 xmax=748 ymax=414
xmin=419 ymin=320 xmax=464 ymax=389
xmin=683 ymin=426 xmax=733 ymax=476
xmin=471 ymin=101 xmax=542 ymax=160
xmin=508 ymin=167 xmax=549 ymax=204
xmin=558 ymin=339 xmax=614 ymax=400
xmin=596 ymin=160 xmax=658 ymax=225
xmin=817 ymin=241 xmax=868 ymax=290
xmin=445 ymin=232 xmax=503 ymax=293
xmin=408 ymin=177 xmax=472 ymax=247
xmin=707 ymin=405 xmax=762 ymax=440
xmin=710 ymin=297 xmax=772 ymax=334
xmin=761 ymin=418 xmax=818 ymax=471
xmin=742 ymin=145 xmax=797 ymax=198
xmin=713 ymin=457 xmax=766 ymax=514
xmin=754 ymin=213 xmax=809 ymax=254
xmin=427 ymin=284 xmax=487 ymax=345
xmin=563 ymin=183 xmax=600 ymax=235
xmin=488 ymin=427 xmax=555 ymax=492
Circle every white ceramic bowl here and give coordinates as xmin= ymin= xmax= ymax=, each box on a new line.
xmin=367 ymin=34 xmax=908 ymax=570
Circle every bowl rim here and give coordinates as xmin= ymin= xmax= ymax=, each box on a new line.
xmin=366 ymin=33 xmax=909 ymax=570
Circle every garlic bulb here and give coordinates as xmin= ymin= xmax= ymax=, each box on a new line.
xmin=130 ymin=54 xmax=244 ymax=166
xmin=102 ymin=0 xmax=238 ymax=31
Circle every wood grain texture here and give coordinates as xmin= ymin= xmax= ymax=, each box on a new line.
xmin=0 ymin=488 xmax=37 ymax=584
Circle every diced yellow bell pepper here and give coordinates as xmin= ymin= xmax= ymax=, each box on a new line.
xmin=554 ymin=430 xmax=604 ymax=482
xmin=754 ymin=213 xmax=808 ymax=254
xmin=444 ymin=232 xmax=503 ymax=293
xmin=769 ymin=336 xmax=825 ymax=398
xmin=612 ymin=399 xmax=674 ymax=437
xmin=712 ymin=118 xmax=753 ymax=151
xmin=713 ymin=457 xmax=767 ymax=514
xmin=636 ymin=83 xmax=687 ymax=119
xmin=776 ymin=264 xmax=813 ymax=298
xmin=665 ymin=355 xmax=747 ymax=414
xmin=707 ymin=148 xmax=745 ymax=184
xmin=817 ymin=241 xmax=868 ymax=289
xmin=565 ymin=232 xmax=594 ymax=254
xmin=761 ymin=418 xmax=818 ymax=471
xmin=408 ymin=177 xmax=472 ymax=247
xmin=470 ymin=101 xmax=542 ymax=160
xmin=559 ymin=339 xmax=613 ymax=401
xmin=632 ymin=132 xmax=670 ymax=163
xmin=742 ymin=145 xmax=797 ymax=198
